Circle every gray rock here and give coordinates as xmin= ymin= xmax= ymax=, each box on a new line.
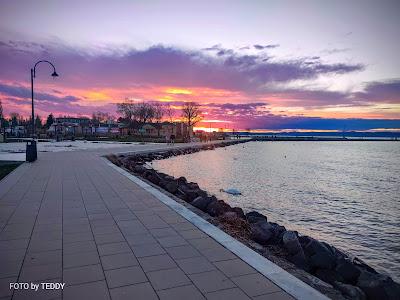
xmin=333 ymin=282 xmax=366 ymax=300
xmin=206 ymin=200 xmax=232 ymax=217
xmin=314 ymin=269 xmax=344 ymax=285
xmin=310 ymin=251 xmax=336 ymax=270
xmin=165 ymin=181 xmax=178 ymax=194
xmin=191 ymin=196 xmax=215 ymax=212
xmin=246 ymin=211 xmax=267 ymax=224
xmin=250 ymin=222 xmax=273 ymax=245
xmin=335 ymin=259 xmax=361 ymax=284
xmin=357 ymin=271 xmax=400 ymax=300
xmin=282 ymin=231 xmax=303 ymax=255
xmin=289 ymin=251 xmax=310 ymax=271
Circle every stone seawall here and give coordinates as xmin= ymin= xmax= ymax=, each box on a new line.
xmin=107 ymin=141 xmax=399 ymax=300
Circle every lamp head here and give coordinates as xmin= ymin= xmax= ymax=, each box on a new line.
xmin=51 ymin=71 xmax=59 ymax=77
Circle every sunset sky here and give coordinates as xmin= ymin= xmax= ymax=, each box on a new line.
xmin=0 ymin=0 xmax=399 ymax=131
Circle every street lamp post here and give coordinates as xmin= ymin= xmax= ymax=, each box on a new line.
xmin=27 ymin=60 xmax=59 ymax=162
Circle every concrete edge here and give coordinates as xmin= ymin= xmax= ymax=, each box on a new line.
xmin=103 ymin=157 xmax=329 ymax=300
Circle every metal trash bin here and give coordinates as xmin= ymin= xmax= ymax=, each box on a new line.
xmin=26 ymin=140 xmax=37 ymax=162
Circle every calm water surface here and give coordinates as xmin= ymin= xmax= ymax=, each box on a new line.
xmin=152 ymin=141 xmax=400 ymax=280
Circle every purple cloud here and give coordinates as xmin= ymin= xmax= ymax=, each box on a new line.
xmin=0 ymin=40 xmax=364 ymax=93
xmin=253 ymin=44 xmax=280 ymax=50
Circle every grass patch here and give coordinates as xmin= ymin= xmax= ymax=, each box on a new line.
xmin=0 ymin=162 xmax=22 ymax=180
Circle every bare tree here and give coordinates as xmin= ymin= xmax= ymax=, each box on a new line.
xmin=165 ymin=104 xmax=174 ymax=123
xmin=153 ymin=103 xmax=165 ymax=136
xmin=116 ymin=100 xmax=136 ymax=124
xmin=92 ymin=111 xmax=113 ymax=125
xmin=134 ymin=102 xmax=154 ymax=125
xmin=182 ymin=102 xmax=202 ymax=128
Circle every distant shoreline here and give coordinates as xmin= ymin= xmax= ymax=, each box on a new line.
xmin=249 ymin=136 xmax=399 ymax=141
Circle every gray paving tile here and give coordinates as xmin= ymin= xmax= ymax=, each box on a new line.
xmin=0 ymin=249 xmax=26 ymax=263
xmin=189 ymin=237 xmax=221 ymax=250
xmin=100 ymin=252 xmax=138 ymax=270
xmin=176 ymin=256 xmax=216 ymax=274
xmin=147 ymin=268 xmax=190 ymax=290
xmin=63 ymin=251 xmax=100 ymax=268
xmin=63 ymin=240 xmax=97 ymax=254
xmin=189 ymin=270 xmax=235 ymax=293
xmin=150 ymin=228 xmax=179 ymax=238
xmin=214 ymin=259 xmax=256 ymax=277
xmin=24 ymin=250 xmax=61 ymax=266
xmin=63 ymin=280 xmax=110 ymax=300
xmin=157 ymin=284 xmax=205 ymax=300
xmin=253 ymin=291 xmax=295 ymax=300
xmin=131 ymin=243 xmax=166 ymax=258
xmin=94 ymin=233 xmax=125 ymax=245
xmin=157 ymin=235 xmax=188 ymax=248
xmin=0 ymin=239 xmax=29 ymax=251
xmin=109 ymin=282 xmax=158 ymax=300
xmin=138 ymin=254 xmax=177 ymax=272
xmin=199 ymin=246 xmax=237 ymax=262
xmin=165 ymin=244 xmax=201 ymax=260
xmin=105 ymin=266 xmax=147 ymax=288
xmin=0 ymin=261 xmax=23 ymax=278
xmin=205 ymin=288 xmax=251 ymax=300
xmin=28 ymin=239 xmax=62 ymax=253
xmin=0 ymin=277 xmax=16 ymax=298
xmin=231 ymin=274 xmax=281 ymax=297
xmin=63 ymin=264 xmax=104 ymax=286
xmin=125 ymin=233 xmax=156 ymax=246
xmin=179 ymin=229 xmax=208 ymax=240
xmin=19 ymin=263 xmax=61 ymax=281
xmin=97 ymin=242 xmax=131 ymax=256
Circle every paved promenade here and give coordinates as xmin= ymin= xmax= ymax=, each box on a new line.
xmin=0 ymin=143 xmax=295 ymax=300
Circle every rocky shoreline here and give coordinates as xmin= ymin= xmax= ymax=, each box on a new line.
xmin=107 ymin=141 xmax=399 ymax=300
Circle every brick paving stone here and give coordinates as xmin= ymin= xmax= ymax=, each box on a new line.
xmin=157 ymin=284 xmax=205 ymax=300
xmin=207 ymin=288 xmax=252 ymax=300
xmin=131 ymin=243 xmax=166 ymax=258
xmin=138 ymin=254 xmax=177 ymax=272
xmin=176 ymin=256 xmax=216 ymax=274
xmin=63 ymin=280 xmax=110 ymax=300
xmin=97 ymin=242 xmax=132 ymax=256
xmin=105 ymin=266 xmax=147 ymax=288
xmin=63 ymin=251 xmax=100 ymax=268
xmin=231 ymin=274 xmax=282 ymax=297
xmin=253 ymin=291 xmax=295 ymax=300
xmin=147 ymin=268 xmax=190 ymax=290
xmin=100 ymin=252 xmax=138 ymax=270
xmin=213 ymin=259 xmax=257 ymax=277
xmin=165 ymin=244 xmax=201 ymax=260
xmin=110 ymin=282 xmax=158 ymax=300
xmin=63 ymin=264 xmax=104 ymax=286
xmin=189 ymin=270 xmax=236 ymax=293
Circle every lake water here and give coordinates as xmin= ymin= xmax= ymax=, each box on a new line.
xmin=152 ymin=141 xmax=400 ymax=281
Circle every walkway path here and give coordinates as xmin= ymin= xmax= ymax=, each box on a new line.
xmin=0 ymin=143 xmax=303 ymax=300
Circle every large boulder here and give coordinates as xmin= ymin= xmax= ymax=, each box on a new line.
xmin=282 ymin=231 xmax=303 ymax=255
xmin=269 ymin=222 xmax=286 ymax=244
xmin=310 ymin=251 xmax=336 ymax=270
xmin=288 ymin=251 xmax=310 ymax=271
xmin=357 ymin=271 xmax=400 ymax=300
xmin=246 ymin=211 xmax=267 ymax=224
xmin=335 ymin=259 xmax=361 ymax=284
xmin=250 ymin=222 xmax=274 ymax=245
xmin=165 ymin=181 xmax=178 ymax=194
xmin=177 ymin=176 xmax=187 ymax=185
xmin=333 ymin=282 xmax=366 ymax=300
xmin=232 ymin=207 xmax=245 ymax=219
xmin=191 ymin=196 xmax=215 ymax=212
xmin=206 ymin=200 xmax=232 ymax=217
xmin=304 ymin=239 xmax=336 ymax=270
xmin=314 ymin=269 xmax=344 ymax=285
xmin=133 ymin=164 xmax=147 ymax=174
